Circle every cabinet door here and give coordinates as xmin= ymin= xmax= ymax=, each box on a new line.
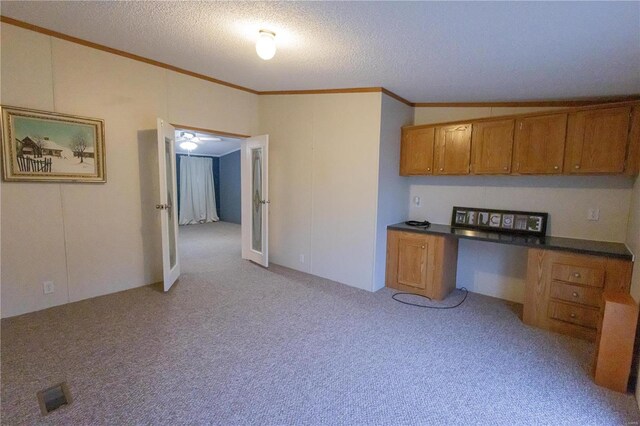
xmin=565 ymin=107 xmax=631 ymax=174
xmin=396 ymin=234 xmax=434 ymax=292
xmin=434 ymin=124 xmax=472 ymax=175
xmin=400 ymin=127 xmax=435 ymax=175
xmin=513 ymin=113 xmax=567 ymax=174
xmin=471 ymin=119 xmax=514 ymax=174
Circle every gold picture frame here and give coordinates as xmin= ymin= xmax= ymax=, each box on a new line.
xmin=1 ymin=105 xmax=106 ymax=182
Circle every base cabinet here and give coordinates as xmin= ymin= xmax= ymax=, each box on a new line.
xmin=523 ymin=249 xmax=633 ymax=341
xmin=386 ymin=230 xmax=458 ymax=300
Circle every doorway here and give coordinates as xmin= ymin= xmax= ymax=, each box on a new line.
xmin=174 ymin=128 xmax=243 ymax=274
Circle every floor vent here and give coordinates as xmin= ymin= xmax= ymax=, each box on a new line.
xmin=37 ymin=382 xmax=72 ymax=415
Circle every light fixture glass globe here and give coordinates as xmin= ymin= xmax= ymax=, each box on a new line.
xmin=256 ymin=30 xmax=276 ymax=60
xmin=179 ymin=141 xmax=198 ymax=151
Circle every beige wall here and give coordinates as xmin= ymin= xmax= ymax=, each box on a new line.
xmin=259 ymin=92 xmax=383 ymax=291
xmin=372 ymin=94 xmax=413 ymax=290
xmin=0 ymin=24 xmax=259 ymax=317
xmin=410 ymin=107 xmax=635 ymax=302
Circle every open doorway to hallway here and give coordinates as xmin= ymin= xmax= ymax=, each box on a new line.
xmin=174 ymin=128 xmax=242 ymax=273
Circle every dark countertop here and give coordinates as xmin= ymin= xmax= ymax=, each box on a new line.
xmin=387 ymin=222 xmax=634 ymax=261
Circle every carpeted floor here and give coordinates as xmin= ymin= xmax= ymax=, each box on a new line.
xmin=2 ymin=221 xmax=639 ymax=424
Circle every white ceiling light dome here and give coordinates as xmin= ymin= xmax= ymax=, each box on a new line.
xmin=179 ymin=141 xmax=198 ymax=151
xmin=256 ymin=30 xmax=276 ymax=60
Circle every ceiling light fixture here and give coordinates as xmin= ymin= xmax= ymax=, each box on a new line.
xmin=179 ymin=141 xmax=198 ymax=151
xmin=256 ymin=30 xmax=276 ymax=60
xmin=181 ymin=131 xmax=195 ymax=139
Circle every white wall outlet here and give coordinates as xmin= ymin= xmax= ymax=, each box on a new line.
xmin=43 ymin=281 xmax=55 ymax=294
xmin=587 ymin=208 xmax=600 ymax=221
xmin=299 ymin=254 xmax=305 ymax=264
xmin=413 ymin=196 xmax=421 ymax=207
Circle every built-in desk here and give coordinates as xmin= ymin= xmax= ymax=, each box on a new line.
xmin=385 ymin=223 xmax=634 ymax=342
xmin=387 ymin=222 xmax=633 ymax=260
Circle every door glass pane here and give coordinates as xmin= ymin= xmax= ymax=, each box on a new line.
xmin=251 ymin=147 xmax=263 ymax=252
xmin=165 ymin=137 xmax=177 ymax=268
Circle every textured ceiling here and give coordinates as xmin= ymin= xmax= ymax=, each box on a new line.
xmin=2 ymin=1 xmax=639 ymax=102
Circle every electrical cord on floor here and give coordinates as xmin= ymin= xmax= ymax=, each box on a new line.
xmin=392 ymin=287 xmax=468 ymax=309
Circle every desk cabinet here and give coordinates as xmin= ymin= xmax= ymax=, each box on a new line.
xmin=386 ymin=230 xmax=458 ymax=300
xmin=524 ymin=249 xmax=632 ymax=341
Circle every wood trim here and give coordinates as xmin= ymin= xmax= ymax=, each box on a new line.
xmin=1 ymin=16 xmax=636 ymax=109
xmin=381 ymin=88 xmax=413 ymax=107
xmin=404 ymin=101 xmax=640 ymax=131
xmin=0 ymin=16 xmax=259 ymax=95
xmin=171 ymin=123 xmax=250 ymax=139
xmin=414 ymin=96 xmax=640 ymax=108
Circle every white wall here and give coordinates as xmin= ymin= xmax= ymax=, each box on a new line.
xmin=259 ymin=93 xmax=383 ymax=291
xmin=372 ymin=95 xmax=413 ymax=290
xmin=410 ymin=107 xmax=635 ymax=302
xmin=0 ymin=23 xmax=259 ymax=317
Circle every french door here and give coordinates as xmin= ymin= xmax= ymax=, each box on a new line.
xmin=241 ymin=135 xmax=269 ymax=267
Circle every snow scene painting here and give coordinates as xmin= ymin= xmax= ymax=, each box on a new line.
xmin=2 ymin=106 xmax=105 ymax=182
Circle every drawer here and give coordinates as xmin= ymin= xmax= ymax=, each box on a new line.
xmin=551 ymin=263 xmax=605 ymax=288
xmin=549 ymin=281 xmax=602 ymax=308
xmin=548 ymin=301 xmax=599 ymax=329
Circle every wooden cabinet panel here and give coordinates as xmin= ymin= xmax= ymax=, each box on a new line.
xmin=626 ymin=107 xmax=640 ymax=176
xmin=594 ymin=292 xmax=639 ymax=392
xmin=471 ymin=119 xmax=514 ymax=174
xmin=434 ymin=124 xmax=472 ymax=175
xmin=386 ymin=230 xmax=458 ymax=300
xmin=396 ymin=235 xmax=432 ymax=290
xmin=513 ymin=113 xmax=567 ymax=174
xmin=400 ymin=127 xmax=435 ymax=175
xmin=565 ymin=107 xmax=631 ymax=174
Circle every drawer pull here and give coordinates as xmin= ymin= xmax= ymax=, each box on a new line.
xmin=426 ymin=167 xmax=431 ymax=171
xmin=421 ymin=245 xmax=425 ymax=249
xmin=572 ymin=292 xmax=579 ymax=298
xmin=573 ymin=272 xmax=581 ymax=278
xmin=570 ymin=313 xmax=577 ymax=318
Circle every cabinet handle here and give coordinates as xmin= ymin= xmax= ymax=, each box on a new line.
xmin=570 ymin=313 xmax=577 ymax=318
xmin=503 ymin=166 xmax=508 ymax=171
xmin=421 ymin=245 xmax=425 ymax=249
xmin=572 ymin=292 xmax=579 ymax=298
xmin=574 ymin=165 xmax=580 ymax=169
xmin=554 ymin=166 xmax=559 ymax=170
xmin=573 ymin=272 xmax=581 ymax=278
xmin=439 ymin=168 xmax=444 ymax=171
xmin=426 ymin=167 xmax=431 ymax=171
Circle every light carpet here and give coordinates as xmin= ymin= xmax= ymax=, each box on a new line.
xmin=2 ymin=221 xmax=639 ymax=424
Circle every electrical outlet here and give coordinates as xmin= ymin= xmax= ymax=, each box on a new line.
xmin=299 ymin=254 xmax=305 ymax=264
xmin=43 ymin=281 xmax=55 ymax=294
xmin=587 ymin=208 xmax=600 ymax=221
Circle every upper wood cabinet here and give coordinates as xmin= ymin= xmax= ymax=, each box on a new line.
xmin=471 ymin=119 xmax=514 ymax=174
xmin=564 ymin=107 xmax=631 ymax=174
xmin=400 ymin=127 xmax=435 ymax=175
xmin=434 ymin=124 xmax=472 ymax=175
xmin=398 ymin=102 xmax=639 ymax=177
xmin=513 ymin=113 xmax=567 ymax=174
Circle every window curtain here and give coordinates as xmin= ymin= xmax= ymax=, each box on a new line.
xmin=179 ymin=156 xmax=219 ymax=225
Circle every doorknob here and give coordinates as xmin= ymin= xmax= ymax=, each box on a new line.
xmin=260 ymin=200 xmax=270 ymax=204
xmin=155 ymin=203 xmax=171 ymax=210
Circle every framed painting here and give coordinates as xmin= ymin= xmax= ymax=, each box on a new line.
xmin=451 ymin=206 xmax=548 ymax=237
xmin=1 ymin=106 xmax=105 ymax=182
